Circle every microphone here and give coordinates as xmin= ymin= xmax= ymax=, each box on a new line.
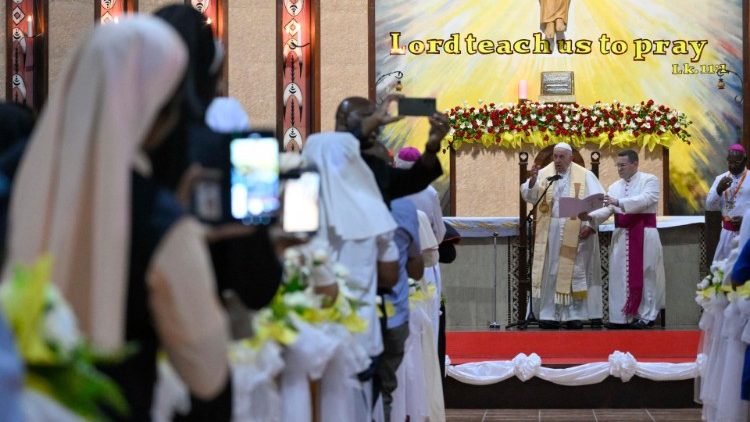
xmin=546 ymin=175 xmax=562 ymax=182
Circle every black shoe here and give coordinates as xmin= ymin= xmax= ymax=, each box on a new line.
xmin=629 ymin=319 xmax=654 ymax=329
xmin=539 ymin=320 xmax=561 ymax=329
xmin=589 ymin=318 xmax=603 ymax=328
xmin=563 ymin=320 xmax=583 ymax=330
xmin=605 ymin=322 xmax=630 ymax=330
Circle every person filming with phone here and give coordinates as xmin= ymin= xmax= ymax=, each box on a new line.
xmin=334 ymin=95 xmax=450 ymax=204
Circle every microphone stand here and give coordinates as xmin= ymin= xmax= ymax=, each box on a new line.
xmin=506 ymin=176 xmax=559 ymax=330
xmin=488 ymin=232 xmax=501 ymax=329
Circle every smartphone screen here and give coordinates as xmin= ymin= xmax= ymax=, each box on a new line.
xmin=282 ymin=171 xmax=320 ymax=234
xmin=398 ymin=97 xmax=436 ymax=116
xmin=230 ymin=137 xmax=280 ymax=223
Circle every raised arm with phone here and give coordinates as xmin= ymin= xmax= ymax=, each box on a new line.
xmin=335 ymin=95 xmax=449 ymax=204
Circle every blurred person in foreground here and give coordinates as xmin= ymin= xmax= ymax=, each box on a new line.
xmin=0 ymin=102 xmax=35 ymax=266
xmin=3 ymin=16 xmax=229 ymax=421
xmin=156 ymin=7 xmax=283 ymax=316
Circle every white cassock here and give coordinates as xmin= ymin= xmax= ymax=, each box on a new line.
xmin=589 ymin=171 xmax=666 ymax=324
xmin=705 ymin=169 xmax=750 ymax=263
xmin=521 ymin=165 xmax=604 ymax=322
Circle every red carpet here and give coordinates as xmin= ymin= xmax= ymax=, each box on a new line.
xmin=447 ymin=330 xmax=700 ymax=365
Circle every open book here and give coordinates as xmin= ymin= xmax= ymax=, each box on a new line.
xmin=558 ymin=193 xmax=605 ymax=218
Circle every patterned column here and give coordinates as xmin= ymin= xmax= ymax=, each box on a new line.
xmin=280 ymin=0 xmax=313 ymax=152
xmin=97 ymin=0 xmax=136 ymax=24
xmin=7 ymin=0 xmax=46 ymax=112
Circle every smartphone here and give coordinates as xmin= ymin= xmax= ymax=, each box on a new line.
xmin=230 ymin=136 xmax=280 ymax=224
xmin=398 ymin=97 xmax=436 ymax=116
xmin=282 ymin=171 xmax=320 ymax=235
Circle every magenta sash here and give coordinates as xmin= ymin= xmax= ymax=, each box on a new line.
xmin=614 ymin=213 xmax=657 ymax=316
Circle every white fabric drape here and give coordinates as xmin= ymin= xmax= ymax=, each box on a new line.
xmin=446 ymin=351 xmax=699 ymax=386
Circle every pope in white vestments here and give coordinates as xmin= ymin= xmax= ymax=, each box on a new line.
xmin=586 ymin=149 xmax=666 ymax=327
xmin=521 ymin=142 xmax=604 ymax=328
xmin=705 ymin=143 xmax=749 ymax=264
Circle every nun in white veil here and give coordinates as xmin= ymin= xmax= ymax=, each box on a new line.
xmin=303 ymin=132 xmax=399 ymax=421
xmin=4 ymin=15 xmax=229 ymax=419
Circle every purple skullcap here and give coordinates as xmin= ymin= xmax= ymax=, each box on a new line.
xmin=397 ymin=147 xmax=422 ymax=161
xmin=729 ymin=144 xmax=746 ymax=154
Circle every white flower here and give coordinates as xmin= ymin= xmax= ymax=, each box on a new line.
xmin=563 ymin=123 xmax=570 ymax=130
xmin=555 ymin=115 xmax=562 ymax=122
xmin=521 ymin=119 xmax=528 ymax=126
xmin=478 ymin=98 xmax=484 ymax=104
xmin=675 ymin=123 xmax=681 ymax=129
xmin=642 ymin=123 xmax=651 ymax=129
xmin=634 ymin=105 xmax=641 ymax=112
xmin=608 ymin=118 xmax=614 ymax=125
xmin=284 ymin=248 xmax=302 ymax=264
xmin=598 ymin=121 xmax=605 ymax=127
xmin=44 ymin=287 xmax=82 ymax=355
xmin=539 ymin=116 xmax=547 ymax=122
xmin=333 ymin=263 xmax=350 ymax=279
xmin=659 ymin=125 xmax=666 ymax=132
xmin=635 ymin=117 xmax=643 ymax=123
xmin=312 ymin=249 xmax=328 ymax=266
xmin=573 ymin=114 xmax=580 ymax=121
xmin=697 ymin=277 xmax=710 ymax=290
xmin=283 ymin=291 xmax=314 ymax=308
xmin=530 ymin=114 xmax=537 ymax=120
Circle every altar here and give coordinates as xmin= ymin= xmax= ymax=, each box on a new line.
xmin=439 ymin=215 xmax=706 ymax=330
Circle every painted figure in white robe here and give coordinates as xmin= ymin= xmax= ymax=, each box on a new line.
xmin=586 ymin=149 xmax=665 ymax=328
xmin=705 ymin=143 xmax=748 ymax=264
xmin=521 ymin=142 xmax=604 ymax=329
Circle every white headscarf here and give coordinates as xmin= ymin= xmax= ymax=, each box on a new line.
xmin=302 ymin=132 xmax=396 ymax=241
xmin=4 ymin=16 xmax=188 ymax=351
xmin=205 ymin=96 xmax=251 ymax=134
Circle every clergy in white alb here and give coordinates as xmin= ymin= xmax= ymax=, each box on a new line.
xmin=705 ymin=143 xmax=749 ymax=264
xmin=520 ymin=142 xmax=604 ymax=327
xmin=586 ymin=149 xmax=665 ymax=327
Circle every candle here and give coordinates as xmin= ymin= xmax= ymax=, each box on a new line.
xmin=518 ymin=79 xmax=528 ymax=100
xmin=27 ymin=16 xmax=33 ymax=37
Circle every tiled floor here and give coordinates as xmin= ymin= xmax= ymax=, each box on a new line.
xmin=446 ymin=408 xmax=702 ymax=421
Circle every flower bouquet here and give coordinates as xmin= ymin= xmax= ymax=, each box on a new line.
xmin=243 ymin=248 xmax=367 ymax=349
xmin=445 ymin=99 xmax=692 ymax=151
xmin=0 ymin=256 xmax=129 ymax=421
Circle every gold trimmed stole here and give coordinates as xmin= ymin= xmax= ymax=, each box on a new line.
xmin=531 ymin=162 xmax=588 ymax=305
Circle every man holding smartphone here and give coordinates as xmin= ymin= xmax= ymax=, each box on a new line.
xmin=334 ymin=95 xmax=450 ymax=204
